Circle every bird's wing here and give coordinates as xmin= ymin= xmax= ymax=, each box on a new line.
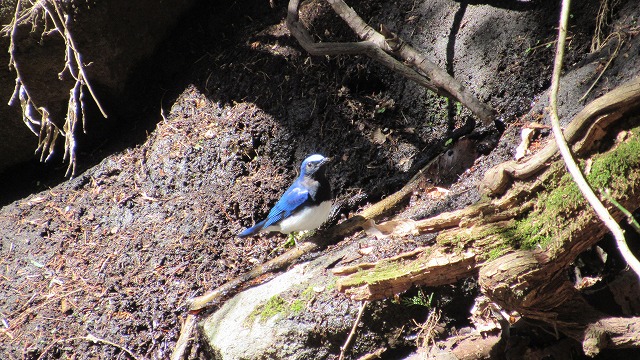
xmin=262 ymin=185 xmax=310 ymax=228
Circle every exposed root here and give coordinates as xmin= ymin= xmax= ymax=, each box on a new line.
xmin=480 ymin=75 xmax=640 ymax=196
xmin=5 ymin=0 xmax=108 ymax=176
xmin=414 ymin=309 xmax=441 ymax=350
xmin=286 ymin=0 xmax=496 ymax=125
xmin=591 ymin=0 xmax=620 ymax=52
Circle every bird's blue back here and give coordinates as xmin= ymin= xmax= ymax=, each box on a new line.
xmin=237 ymin=154 xmax=331 ymax=238
xmin=261 ymin=179 xmax=312 ymax=229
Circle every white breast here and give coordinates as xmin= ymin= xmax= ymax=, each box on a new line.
xmin=265 ymin=201 xmax=332 ymax=234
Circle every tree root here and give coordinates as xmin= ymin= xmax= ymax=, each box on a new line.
xmin=480 ymin=75 xmax=640 ymax=196
xmin=5 ymin=0 xmax=107 ymax=176
xmin=286 ymin=0 xmax=496 ymax=125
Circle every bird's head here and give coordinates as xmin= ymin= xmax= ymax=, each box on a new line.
xmin=300 ymin=154 xmax=330 ymax=178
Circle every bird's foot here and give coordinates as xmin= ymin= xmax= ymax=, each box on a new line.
xmin=283 ymin=230 xmax=315 ymax=248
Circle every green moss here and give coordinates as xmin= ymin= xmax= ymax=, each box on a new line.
xmin=254 ymin=295 xmax=287 ymax=322
xmin=246 ymin=285 xmax=319 ymax=324
xmin=515 ymin=127 xmax=640 ymax=250
xmin=588 ymin=135 xmax=640 ymax=193
xmin=340 ymin=258 xmax=424 ymax=288
xmin=289 ymin=299 xmax=306 ymax=313
xmin=487 ymin=244 xmax=509 ymax=261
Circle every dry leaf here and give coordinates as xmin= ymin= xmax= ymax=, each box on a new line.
xmin=363 ymin=219 xmax=419 ymax=239
xmin=425 ymin=186 xmax=449 ymax=199
xmin=515 ymin=127 xmax=536 ymax=160
xmin=371 ymin=128 xmax=387 ymax=144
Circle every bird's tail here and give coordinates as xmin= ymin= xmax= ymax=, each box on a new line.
xmin=237 ymin=219 xmax=267 ymax=238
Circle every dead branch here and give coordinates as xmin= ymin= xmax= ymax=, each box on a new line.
xmin=170 ymin=313 xmax=198 ymax=360
xmin=339 ymin=301 xmax=369 ymax=360
xmin=286 ymin=0 xmax=496 ymax=125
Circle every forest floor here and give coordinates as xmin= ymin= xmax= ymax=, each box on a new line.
xmin=1 ymin=0 xmax=639 ymax=359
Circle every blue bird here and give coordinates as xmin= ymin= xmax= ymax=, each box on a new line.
xmin=238 ymin=154 xmax=332 ymax=237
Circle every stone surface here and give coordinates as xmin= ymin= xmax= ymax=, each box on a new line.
xmin=201 ymin=245 xmax=354 ymax=359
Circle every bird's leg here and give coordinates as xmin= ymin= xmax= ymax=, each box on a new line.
xmin=283 ymin=230 xmax=317 ymax=247
xmin=284 ymin=232 xmax=298 ymax=247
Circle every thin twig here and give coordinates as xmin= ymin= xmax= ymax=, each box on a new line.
xmin=601 ymin=189 xmax=640 ymax=235
xmin=548 ymin=0 xmax=640 ymax=279
xmin=170 ymin=313 xmax=198 ymax=360
xmin=339 ymin=300 xmax=369 ymax=360
xmin=37 ymin=332 xmax=141 ymax=360
xmin=578 ymin=32 xmax=623 ymax=103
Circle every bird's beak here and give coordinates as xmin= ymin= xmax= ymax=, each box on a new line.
xmin=321 ymin=157 xmax=332 ymax=166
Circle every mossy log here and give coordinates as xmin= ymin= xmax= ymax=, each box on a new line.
xmin=334 ymin=76 xmax=640 ymax=355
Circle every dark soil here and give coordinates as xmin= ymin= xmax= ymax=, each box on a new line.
xmin=1 ymin=0 xmax=637 ymax=359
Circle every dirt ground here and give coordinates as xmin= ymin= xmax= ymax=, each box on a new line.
xmin=1 ymin=0 xmax=637 ymax=359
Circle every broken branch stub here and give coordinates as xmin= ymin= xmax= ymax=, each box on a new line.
xmin=286 ymin=0 xmax=496 ymax=126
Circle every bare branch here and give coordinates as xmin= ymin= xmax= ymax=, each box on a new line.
xmin=286 ymin=0 xmax=496 ymax=125
xmin=339 ymin=301 xmax=369 ymax=360
xmin=170 ymin=313 xmax=198 ymax=360
xmin=548 ymin=0 xmax=640 ymax=279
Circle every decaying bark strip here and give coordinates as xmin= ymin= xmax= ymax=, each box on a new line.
xmin=333 ymin=75 xmax=640 ymax=355
xmin=286 ymin=0 xmax=497 ymax=125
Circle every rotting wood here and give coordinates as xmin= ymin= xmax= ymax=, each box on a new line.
xmin=336 ymin=122 xmax=640 ymax=352
xmin=480 ymin=75 xmax=640 ymax=196
xmin=286 ymin=0 xmax=497 ymax=125
xmin=334 ymin=249 xmax=477 ymax=300
xmin=332 ymin=84 xmax=640 ymax=355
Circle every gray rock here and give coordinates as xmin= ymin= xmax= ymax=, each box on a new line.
xmin=200 ymin=245 xmax=354 ymax=360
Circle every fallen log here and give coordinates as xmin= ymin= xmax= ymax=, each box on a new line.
xmin=334 ymin=76 xmax=640 ymax=355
